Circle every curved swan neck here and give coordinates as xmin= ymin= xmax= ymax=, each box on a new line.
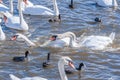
xmin=18 ymin=0 xmax=23 ymax=25
xmin=58 ymin=60 xmax=68 ymax=80
xmin=9 ymin=0 xmax=13 ymax=14
xmin=62 ymin=32 xmax=77 ymax=46
xmin=19 ymin=34 xmax=36 ymax=46
xmin=53 ymin=0 xmax=59 ymax=16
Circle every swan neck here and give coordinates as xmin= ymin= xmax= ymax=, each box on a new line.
xmin=53 ymin=0 xmax=59 ymax=16
xmin=20 ymin=35 xmax=35 ymax=46
xmin=71 ymin=0 xmax=73 ymax=6
xmin=68 ymin=33 xmax=76 ymax=46
xmin=0 ymin=26 xmax=3 ymax=34
xmin=58 ymin=60 xmax=68 ymax=80
xmin=9 ymin=0 xmax=13 ymax=14
xmin=113 ymin=0 xmax=118 ymax=6
xmin=18 ymin=0 xmax=23 ymax=25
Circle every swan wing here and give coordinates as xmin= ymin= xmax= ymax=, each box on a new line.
xmin=97 ymin=0 xmax=117 ymax=7
xmin=81 ymin=36 xmax=113 ymax=50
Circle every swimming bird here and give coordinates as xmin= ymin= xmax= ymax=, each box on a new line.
xmin=9 ymin=56 xmax=76 ymax=80
xmin=95 ymin=0 xmax=118 ymax=7
xmin=3 ymin=0 xmax=29 ymax=31
xmin=12 ymin=51 xmax=29 ymax=62
xmin=42 ymin=52 xmax=51 ymax=68
xmin=69 ymin=0 xmax=74 ymax=9
xmin=94 ymin=17 xmax=101 ymax=22
xmin=65 ymin=63 xmax=84 ymax=74
xmin=47 ymin=31 xmax=115 ymax=50
xmin=11 ymin=33 xmax=36 ymax=47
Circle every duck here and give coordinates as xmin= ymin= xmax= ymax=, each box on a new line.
xmin=95 ymin=0 xmax=118 ymax=7
xmin=3 ymin=0 xmax=29 ymax=31
xmin=69 ymin=0 xmax=74 ymax=9
xmin=65 ymin=63 xmax=84 ymax=74
xmin=9 ymin=56 xmax=76 ymax=80
xmin=12 ymin=51 xmax=29 ymax=62
xmin=94 ymin=17 xmax=101 ymax=22
xmin=46 ymin=31 xmax=115 ymax=50
xmin=42 ymin=52 xmax=51 ymax=68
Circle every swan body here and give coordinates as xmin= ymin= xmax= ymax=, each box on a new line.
xmin=48 ymin=32 xmax=115 ymax=50
xmin=19 ymin=0 xmax=59 ymax=16
xmin=10 ymin=56 xmax=75 ymax=80
xmin=3 ymin=0 xmax=29 ymax=31
xmin=96 ymin=0 xmax=118 ymax=7
xmin=0 ymin=25 xmax=5 ymax=41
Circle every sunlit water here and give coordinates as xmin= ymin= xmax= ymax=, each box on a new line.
xmin=1 ymin=0 xmax=120 ymax=80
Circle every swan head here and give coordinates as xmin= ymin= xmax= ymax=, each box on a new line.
xmin=49 ymin=35 xmax=58 ymax=41
xmin=0 ymin=0 xmax=3 ymax=3
xmin=23 ymin=0 xmax=28 ymax=5
xmin=11 ymin=33 xmax=24 ymax=40
xmin=59 ymin=56 xmax=75 ymax=69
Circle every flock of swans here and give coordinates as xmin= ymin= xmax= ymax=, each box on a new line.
xmin=0 ymin=0 xmax=118 ymax=80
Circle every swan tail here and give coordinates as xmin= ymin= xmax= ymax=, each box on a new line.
xmin=9 ymin=74 xmax=21 ymax=80
xmin=109 ymin=32 xmax=115 ymax=40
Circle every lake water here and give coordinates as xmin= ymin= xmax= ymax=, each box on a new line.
xmin=1 ymin=0 xmax=120 ymax=80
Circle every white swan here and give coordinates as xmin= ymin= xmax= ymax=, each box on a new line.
xmin=96 ymin=0 xmax=118 ymax=7
xmin=18 ymin=0 xmax=60 ymax=16
xmin=9 ymin=56 xmax=75 ymax=80
xmin=0 ymin=24 xmax=5 ymax=41
xmin=3 ymin=0 xmax=29 ymax=31
xmin=47 ymin=31 xmax=115 ymax=50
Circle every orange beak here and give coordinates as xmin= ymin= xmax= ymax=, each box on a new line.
xmin=69 ymin=62 xmax=75 ymax=69
xmin=11 ymin=36 xmax=17 ymax=41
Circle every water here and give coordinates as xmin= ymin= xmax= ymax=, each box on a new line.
xmin=1 ymin=0 xmax=120 ymax=80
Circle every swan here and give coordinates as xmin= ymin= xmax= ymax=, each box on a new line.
xmin=96 ymin=0 xmax=118 ymax=7
xmin=3 ymin=0 xmax=29 ymax=31
xmin=0 ymin=24 xmax=5 ymax=41
xmin=18 ymin=0 xmax=60 ymax=16
xmin=12 ymin=51 xmax=29 ymax=62
xmin=47 ymin=31 xmax=115 ymax=50
xmin=0 ymin=0 xmax=13 ymax=14
xmin=11 ymin=33 xmax=36 ymax=47
xmin=9 ymin=56 xmax=76 ymax=80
